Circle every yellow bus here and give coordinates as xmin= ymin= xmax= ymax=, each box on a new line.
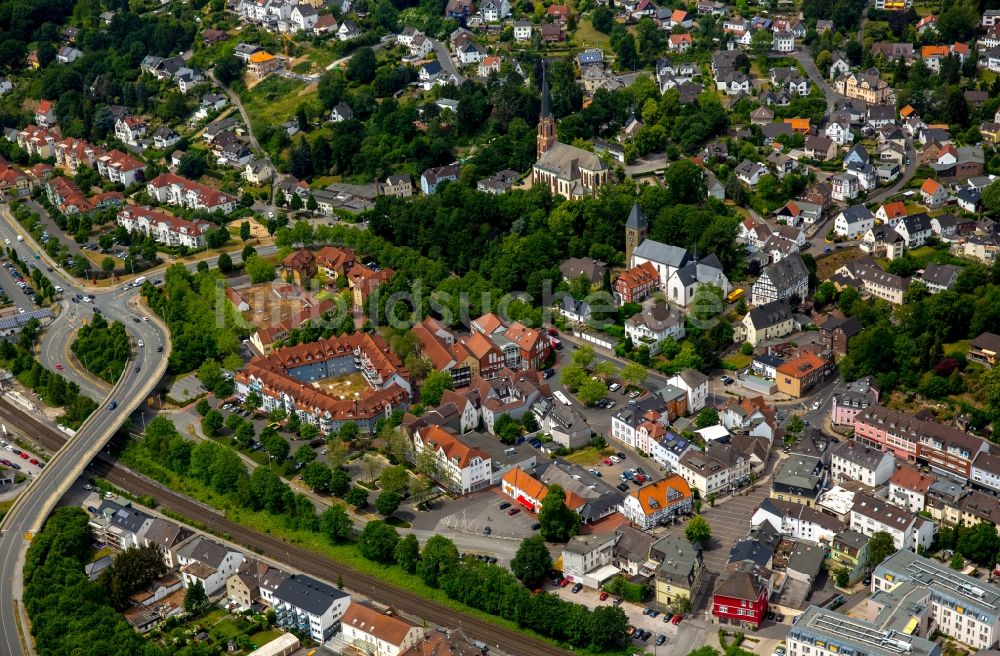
xmin=726 ymin=288 xmax=744 ymax=303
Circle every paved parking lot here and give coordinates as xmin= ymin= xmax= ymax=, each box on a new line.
xmin=441 ymin=489 xmax=541 ymax=540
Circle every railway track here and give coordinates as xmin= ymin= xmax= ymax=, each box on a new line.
xmin=0 ymin=401 xmax=570 ymax=656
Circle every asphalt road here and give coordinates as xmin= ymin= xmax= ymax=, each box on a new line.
xmin=0 ymin=205 xmax=171 ymax=656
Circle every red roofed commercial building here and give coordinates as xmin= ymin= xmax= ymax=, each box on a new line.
xmin=613 ymin=261 xmax=660 ymax=303
xmin=502 ymin=321 xmax=549 ymax=370
xmin=622 ymin=474 xmax=693 ymax=529
xmin=340 ymin=602 xmax=424 ymax=656
xmin=96 ymin=149 xmax=146 ymax=185
xmin=712 ymin=561 xmax=771 ymax=630
xmin=146 ymin=172 xmax=237 ymax=213
xmin=501 ymin=466 xmax=586 ymax=513
xmin=412 ymin=424 xmax=491 ymax=494
xmin=775 ymin=351 xmax=830 ymax=398
xmin=461 ymin=331 xmax=505 ymax=380
xmin=117 ymin=205 xmax=213 ymax=248
xmin=235 ymin=333 xmax=411 ymax=434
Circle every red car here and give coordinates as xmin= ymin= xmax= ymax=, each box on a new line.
xmin=599 ymin=591 xmax=609 ymax=601
xmin=602 ymin=458 xmax=613 ymax=466
xmin=547 ymin=328 xmax=558 ymax=336
xmin=19 ymin=452 xmax=28 ymax=459
xmin=55 ymin=363 xmax=63 ymax=371
xmin=672 ymin=615 xmax=683 ymax=625
xmin=0 ymin=459 xmax=11 ymax=466
xmin=559 ymin=578 xmax=571 ymax=588
xmin=507 ymin=507 xmax=521 ymax=516
xmin=29 ymin=458 xmax=38 ymax=465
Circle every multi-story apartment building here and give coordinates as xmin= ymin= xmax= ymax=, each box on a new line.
xmin=412 ymin=425 xmax=492 ymax=494
xmin=117 ymin=206 xmax=213 ymax=249
xmin=272 ymin=575 xmax=351 ymax=642
xmin=787 ymin=606 xmax=939 ymax=656
xmin=872 ymin=550 xmax=1000 ymax=651
xmin=146 ymin=172 xmax=237 ymax=213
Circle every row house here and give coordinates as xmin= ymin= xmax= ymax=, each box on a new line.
xmin=675 ymin=440 xmax=751 ymax=497
xmin=830 ymin=376 xmax=879 ymax=425
xmin=117 ymin=205 xmax=213 ymax=249
xmin=176 ymin=535 xmax=245 ymax=596
xmin=887 ymin=464 xmax=935 ymax=513
xmin=146 ymin=172 xmax=237 ymax=213
xmin=853 ymin=405 xmax=989 ymax=478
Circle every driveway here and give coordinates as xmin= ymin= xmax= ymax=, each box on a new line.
xmin=792 ymin=51 xmax=837 ymax=117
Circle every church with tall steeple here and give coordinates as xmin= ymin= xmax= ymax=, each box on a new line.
xmin=531 ymin=64 xmax=609 ymax=200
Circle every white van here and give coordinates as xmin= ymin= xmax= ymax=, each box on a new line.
xmin=554 ymin=391 xmax=572 ymax=406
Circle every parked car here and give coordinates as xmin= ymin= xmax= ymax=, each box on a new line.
xmin=530 ymin=522 xmax=541 ymax=530
xmin=602 ymin=458 xmax=613 ymax=466
xmin=672 ymin=615 xmax=683 ymax=624
xmin=608 ymin=383 xmax=621 ymax=392
xmin=507 ymin=507 xmax=520 ymax=516
xmin=656 ymin=635 xmax=667 ymax=646
xmin=571 ymin=583 xmax=583 ymax=593
xmin=599 ymin=591 xmax=609 ymax=601
xmin=483 ymin=526 xmax=491 ymax=536
xmin=499 ymin=502 xmax=511 ymax=510
xmin=559 ymin=578 xmax=571 ymax=588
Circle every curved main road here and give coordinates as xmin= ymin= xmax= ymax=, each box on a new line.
xmin=0 ymin=205 xmax=171 ymax=656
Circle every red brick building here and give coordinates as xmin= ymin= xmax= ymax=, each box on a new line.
xmin=613 ymin=261 xmax=659 ymax=304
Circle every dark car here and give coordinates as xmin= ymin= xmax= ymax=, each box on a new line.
xmin=483 ymin=526 xmax=491 ymax=536
xmin=530 ymin=522 xmax=541 ymax=530
xmin=616 ymin=451 xmax=626 ymax=459
xmin=571 ymin=583 xmax=583 ymax=593
xmin=616 ymin=482 xmax=629 ymax=492
xmin=656 ymin=635 xmax=666 ymax=646
xmin=507 ymin=507 xmax=521 ymax=516
xmin=542 ymin=368 xmax=555 ymax=379
xmin=499 ymin=502 xmax=512 ymax=510
xmin=156 ymin=346 xmax=164 ymax=352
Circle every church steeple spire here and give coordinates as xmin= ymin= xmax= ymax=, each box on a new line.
xmin=537 ymin=61 xmax=556 ymax=158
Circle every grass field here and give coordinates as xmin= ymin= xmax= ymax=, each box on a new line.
xmin=721 ymin=353 xmax=752 ymax=371
xmin=314 ymin=372 xmax=370 ymax=399
xmin=563 ymin=446 xmax=610 ymax=466
xmin=241 ymin=76 xmax=313 ymax=131
xmin=573 ymin=18 xmax=611 ymax=49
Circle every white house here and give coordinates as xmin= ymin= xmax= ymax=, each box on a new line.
xmin=920 ymin=178 xmax=949 ymax=207
xmin=624 ymin=302 xmax=685 ymax=355
xmin=773 ymin=30 xmax=795 ymax=53
xmin=824 ymin=120 xmax=853 ymax=145
xmin=897 ymin=213 xmax=933 ymax=248
xmin=479 ymin=0 xmax=510 ymax=21
xmin=829 ymin=440 xmax=896 ymax=487
xmin=887 ymin=465 xmax=935 ymax=513
xmin=736 ymin=160 xmax=768 ymax=186
xmin=831 ymin=172 xmax=859 ymax=202
xmin=340 ymin=602 xmax=424 ymax=656
xmin=115 ymin=116 xmax=147 ymax=146
xmin=833 ymin=205 xmax=874 ymax=239
xmin=751 ymin=498 xmax=843 ymax=545
xmin=667 ymin=369 xmax=709 ymax=413
xmin=513 ymin=20 xmax=533 ymax=41
xmin=176 ymin=536 xmax=245 ymax=596
xmin=272 ymin=575 xmax=351 ymax=642
xmin=850 ymin=493 xmax=935 ymax=552
xmin=621 ymin=475 xmax=694 ymax=530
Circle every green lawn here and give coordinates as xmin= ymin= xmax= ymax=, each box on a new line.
xmin=564 ymin=446 xmax=609 ymax=466
xmin=248 ymin=630 xmax=284 ymax=649
xmin=721 ymin=354 xmax=752 ymax=371
xmin=241 ymin=77 xmax=314 ymax=131
xmin=572 ymin=18 xmax=610 ymax=49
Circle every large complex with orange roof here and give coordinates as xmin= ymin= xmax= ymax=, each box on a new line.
xmin=234 ymin=333 xmax=411 ymax=434
xmin=621 ymin=474 xmax=693 ymax=529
